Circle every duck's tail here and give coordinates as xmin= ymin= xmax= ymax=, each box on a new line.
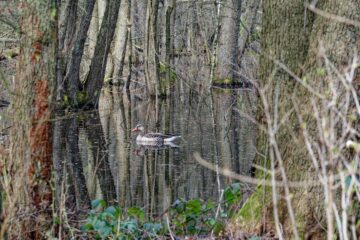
xmin=164 ymin=135 xmax=181 ymax=142
xmin=164 ymin=142 xmax=180 ymax=147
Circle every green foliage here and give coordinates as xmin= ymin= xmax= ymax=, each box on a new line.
xmin=62 ymin=95 xmax=70 ymax=107
xmin=315 ymin=67 xmax=326 ymax=76
xmin=170 ymin=198 xmax=220 ymax=235
xmin=82 ymin=200 xmax=166 ymax=239
xmin=159 ymin=62 xmax=177 ymax=83
xmin=82 ymin=183 xmax=243 ymax=238
xmin=213 ymin=77 xmax=234 ymax=85
xmin=249 ymin=29 xmax=260 ymax=42
xmin=235 ymin=184 xmax=267 ymax=224
xmin=76 ymin=91 xmax=88 ymax=105
xmin=224 ymin=183 xmax=241 ymax=206
xmin=223 ymin=183 xmax=242 ymax=217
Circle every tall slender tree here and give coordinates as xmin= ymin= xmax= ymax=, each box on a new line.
xmin=85 ymin=0 xmax=122 ymax=107
xmin=57 ymin=0 xmax=78 ymax=102
xmin=144 ymin=0 xmax=160 ymax=97
xmin=64 ymin=0 xmax=96 ymax=106
xmin=214 ymin=0 xmax=242 ymax=85
xmin=111 ymin=0 xmax=130 ymax=84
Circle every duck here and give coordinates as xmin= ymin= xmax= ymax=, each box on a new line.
xmin=131 ymin=124 xmax=181 ymax=145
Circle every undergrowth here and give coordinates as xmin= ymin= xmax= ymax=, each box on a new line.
xmin=81 ymin=183 xmax=243 ymax=239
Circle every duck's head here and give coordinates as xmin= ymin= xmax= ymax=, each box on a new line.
xmin=132 ymin=124 xmax=144 ymax=133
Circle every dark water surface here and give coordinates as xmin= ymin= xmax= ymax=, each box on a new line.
xmin=53 ymin=86 xmax=257 ymax=216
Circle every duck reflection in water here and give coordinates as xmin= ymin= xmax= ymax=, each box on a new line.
xmin=133 ymin=143 xmax=180 ymax=157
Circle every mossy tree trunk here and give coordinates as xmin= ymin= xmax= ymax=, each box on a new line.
xmin=236 ymin=0 xmax=360 ymax=238
xmin=8 ymin=1 xmax=57 ymax=238
xmin=236 ymin=0 xmax=316 ymax=237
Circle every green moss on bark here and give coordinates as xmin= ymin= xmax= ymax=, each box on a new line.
xmin=234 ymin=185 xmax=269 ymax=229
xmin=213 ymin=78 xmax=234 ymax=85
xmin=159 ymin=62 xmax=177 ymax=96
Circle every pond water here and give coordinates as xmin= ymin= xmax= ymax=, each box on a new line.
xmin=53 ymin=85 xmax=258 ymax=217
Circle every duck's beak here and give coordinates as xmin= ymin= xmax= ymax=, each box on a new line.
xmin=131 ymin=127 xmax=138 ymax=132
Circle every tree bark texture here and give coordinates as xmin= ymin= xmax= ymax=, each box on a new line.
xmin=88 ymin=2 xmax=99 ymax=57
xmin=125 ymin=0 xmax=133 ymax=90
xmin=238 ymin=0 xmax=260 ymax=63
xmin=132 ymin=0 xmax=147 ymax=66
xmin=144 ymin=0 xmax=160 ymax=97
xmin=214 ymin=0 xmax=242 ymax=84
xmin=163 ymin=0 xmax=175 ymax=96
xmin=65 ymin=0 xmax=96 ymax=106
xmin=242 ymin=0 xmax=317 ymax=237
xmin=8 ymin=1 xmax=57 ymax=238
xmin=112 ymin=0 xmax=130 ymax=84
xmin=85 ymin=0 xmax=122 ymax=107
xmin=237 ymin=0 xmax=360 ymax=238
xmin=57 ymin=0 xmax=78 ymax=102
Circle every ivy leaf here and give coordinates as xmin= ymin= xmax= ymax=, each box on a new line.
xmin=105 ymin=206 xmax=121 ymax=219
xmin=212 ymin=220 xmax=225 ymax=235
xmin=173 ymin=199 xmax=186 ymax=213
xmin=202 ymin=200 xmax=216 ymax=212
xmin=98 ymin=226 xmax=112 ymax=238
xmin=128 ymin=207 xmax=145 ymax=221
xmin=186 ymin=199 xmax=202 ymax=215
xmin=230 ymin=183 xmax=241 ymax=193
xmin=91 ymin=199 xmax=106 ymax=209
xmin=94 ymin=220 xmax=106 ymax=230
xmin=224 ymin=188 xmax=235 ymax=204
xmin=81 ymin=222 xmax=94 ymax=231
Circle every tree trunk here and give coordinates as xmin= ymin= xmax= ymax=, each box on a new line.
xmin=236 ymin=0 xmax=316 ymax=237
xmin=132 ymin=0 xmax=147 ymax=67
xmin=7 ymin=1 xmax=57 ymax=238
xmin=112 ymin=0 xmax=130 ymax=84
xmin=144 ymin=0 xmax=160 ymax=97
xmin=85 ymin=0 xmax=122 ymax=107
xmin=98 ymin=0 xmax=107 ymax=26
xmin=125 ymin=0 xmax=133 ymax=91
xmin=236 ymin=0 xmax=360 ymax=238
xmin=57 ymin=0 xmax=78 ymax=103
xmin=238 ymin=0 xmax=260 ymax=63
xmin=64 ymin=0 xmax=96 ymax=106
xmin=88 ymin=1 xmax=99 ymax=57
xmin=214 ymin=0 xmax=242 ymax=85
xmin=163 ymin=0 xmax=175 ymax=96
